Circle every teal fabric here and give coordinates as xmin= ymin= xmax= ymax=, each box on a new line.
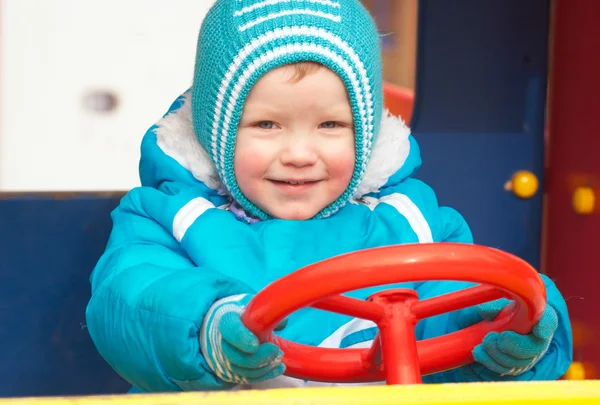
xmin=452 ymin=298 xmax=559 ymax=377
xmin=191 ymin=0 xmax=383 ymax=220
xmin=199 ymin=294 xmax=285 ymax=384
xmin=86 ymin=95 xmax=572 ymax=393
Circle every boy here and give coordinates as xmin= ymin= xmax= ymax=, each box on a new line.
xmin=86 ymin=0 xmax=572 ymax=392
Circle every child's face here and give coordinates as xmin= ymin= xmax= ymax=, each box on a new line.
xmin=234 ymin=65 xmax=355 ymax=220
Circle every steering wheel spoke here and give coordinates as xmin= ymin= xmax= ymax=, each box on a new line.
xmin=311 ymin=295 xmax=385 ymax=322
xmin=362 ymin=332 xmax=381 ymax=364
xmin=411 ymin=285 xmax=508 ymax=320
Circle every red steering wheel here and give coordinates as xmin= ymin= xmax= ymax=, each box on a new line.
xmin=240 ymin=243 xmax=547 ymax=385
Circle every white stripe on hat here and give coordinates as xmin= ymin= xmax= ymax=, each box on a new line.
xmin=234 ymin=0 xmax=341 ymax=17
xmin=238 ymin=10 xmax=342 ymax=31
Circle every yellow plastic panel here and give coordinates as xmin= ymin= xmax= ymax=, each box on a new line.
xmin=2 ymin=381 xmax=600 ymax=405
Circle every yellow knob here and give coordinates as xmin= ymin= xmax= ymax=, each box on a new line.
xmin=564 ymin=362 xmax=587 ymax=380
xmin=573 ymin=187 xmax=595 ymax=214
xmin=506 ymin=170 xmax=539 ymax=199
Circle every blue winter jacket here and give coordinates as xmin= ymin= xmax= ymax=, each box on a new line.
xmin=86 ymin=91 xmax=572 ymax=392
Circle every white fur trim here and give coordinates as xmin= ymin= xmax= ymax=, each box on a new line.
xmin=155 ymin=93 xmax=222 ymax=190
xmin=154 ymin=93 xmax=411 ymax=199
xmin=352 ymin=110 xmax=411 ymax=198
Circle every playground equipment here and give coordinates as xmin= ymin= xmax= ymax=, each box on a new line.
xmin=1 ymin=0 xmax=599 ymax=403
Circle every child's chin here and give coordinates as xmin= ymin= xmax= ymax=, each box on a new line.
xmin=270 ymin=206 xmax=322 ymax=221
xmin=275 ymin=212 xmax=315 ymax=221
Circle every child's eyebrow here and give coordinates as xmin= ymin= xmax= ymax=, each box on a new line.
xmin=320 ymin=103 xmax=353 ymax=116
xmin=241 ymin=104 xmax=284 ymax=117
xmin=242 ymin=101 xmax=353 ymax=117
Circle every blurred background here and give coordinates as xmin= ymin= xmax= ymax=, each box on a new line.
xmin=0 ymin=0 xmax=417 ymax=192
xmin=0 ymin=0 xmax=598 ymax=398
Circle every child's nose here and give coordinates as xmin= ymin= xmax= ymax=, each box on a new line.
xmin=280 ymin=135 xmax=318 ymax=167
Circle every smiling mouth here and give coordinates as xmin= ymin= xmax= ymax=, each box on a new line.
xmin=269 ymin=179 xmax=321 ymax=186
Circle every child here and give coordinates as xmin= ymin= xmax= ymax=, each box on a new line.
xmin=86 ymin=0 xmax=572 ymax=393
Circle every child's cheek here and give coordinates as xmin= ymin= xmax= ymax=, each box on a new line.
xmin=234 ymin=142 xmax=271 ymax=191
xmin=327 ymin=146 xmax=356 ymax=182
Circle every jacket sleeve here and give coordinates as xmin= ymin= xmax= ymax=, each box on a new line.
xmin=414 ymin=204 xmax=573 ymax=383
xmin=85 ymin=186 xmax=253 ymax=392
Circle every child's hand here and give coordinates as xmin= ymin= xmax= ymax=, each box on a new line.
xmin=462 ymin=298 xmax=558 ymax=376
xmin=200 ymin=294 xmax=286 ymax=384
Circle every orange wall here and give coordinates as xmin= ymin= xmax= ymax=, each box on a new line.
xmin=361 ymin=0 xmax=418 ymax=90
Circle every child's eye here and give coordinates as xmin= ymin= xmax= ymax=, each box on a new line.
xmin=320 ymin=121 xmax=338 ymax=129
xmin=257 ymin=121 xmax=274 ymax=129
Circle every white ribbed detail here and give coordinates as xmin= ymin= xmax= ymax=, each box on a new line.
xmin=234 ymin=0 xmax=341 ymax=17
xmin=209 ymin=26 xmax=374 ymax=182
xmin=361 ymin=193 xmax=433 ymax=243
xmin=200 ymin=294 xmax=249 ymax=383
xmin=172 ymin=197 xmax=216 ymax=242
xmin=238 ymin=10 xmax=341 ymax=31
xmin=500 ymin=344 xmax=549 ymax=376
xmin=217 ymin=43 xmax=371 ymax=188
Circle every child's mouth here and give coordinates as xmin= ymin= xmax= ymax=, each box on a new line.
xmin=270 ymin=179 xmax=321 ymax=190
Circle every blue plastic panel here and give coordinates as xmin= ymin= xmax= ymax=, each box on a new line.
xmin=0 ymin=193 xmax=130 ymax=397
xmin=412 ymin=0 xmax=549 ymax=267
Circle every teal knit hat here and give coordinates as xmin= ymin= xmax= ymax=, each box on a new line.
xmin=191 ymin=0 xmax=383 ymax=220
